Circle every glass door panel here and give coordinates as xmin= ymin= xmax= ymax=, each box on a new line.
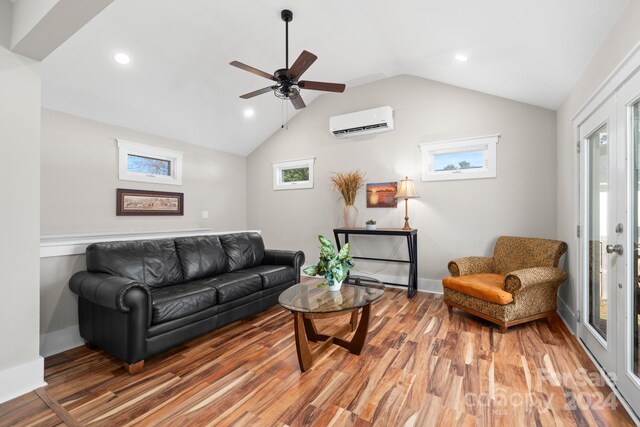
xmin=619 ymin=79 xmax=640 ymax=414
xmin=587 ymin=124 xmax=609 ymax=340
xmin=579 ymin=96 xmax=617 ymax=374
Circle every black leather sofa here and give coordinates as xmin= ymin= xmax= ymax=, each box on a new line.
xmin=69 ymin=232 xmax=304 ymax=373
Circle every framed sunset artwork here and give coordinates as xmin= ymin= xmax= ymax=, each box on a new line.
xmin=366 ymin=182 xmax=398 ymax=208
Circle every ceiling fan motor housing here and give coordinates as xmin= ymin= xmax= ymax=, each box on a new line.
xmin=281 ymin=9 xmax=293 ymax=22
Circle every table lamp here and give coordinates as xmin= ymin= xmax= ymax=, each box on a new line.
xmin=395 ymin=176 xmax=419 ymax=230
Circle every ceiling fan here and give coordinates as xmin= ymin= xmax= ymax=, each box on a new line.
xmin=230 ymin=9 xmax=346 ymax=110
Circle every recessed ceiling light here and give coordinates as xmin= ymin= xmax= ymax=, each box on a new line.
xmin=455 ymin=54 xmax=468 ymax=63
xmin=114 ymin=53 xmax=130 ymax=65
xmin=244 ymin=108 xmax=255 ymax=117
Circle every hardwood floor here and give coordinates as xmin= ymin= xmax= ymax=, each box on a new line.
xmin=0 ymin=289 xmax=635 ymax=426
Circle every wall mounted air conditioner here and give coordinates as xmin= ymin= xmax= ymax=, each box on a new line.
xmin=329 ymin=106 xmax=394 ymax=138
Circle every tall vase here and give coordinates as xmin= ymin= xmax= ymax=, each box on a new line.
xmin=343 ymin=205 xmax=358 ymax=228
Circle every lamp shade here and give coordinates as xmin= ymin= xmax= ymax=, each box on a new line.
xmin=396 ymin=176 xmax=419 ymax=199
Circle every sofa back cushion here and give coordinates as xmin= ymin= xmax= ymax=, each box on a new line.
xmin=86 ymin=239 xmax=183 ymax=287
xmin=493 ymin=236 xmax=568 ymax=275
xmin=174 ymin=236 xmax=229 ymax=281
xmin=219 ymin=232 xmax=265 ymax=272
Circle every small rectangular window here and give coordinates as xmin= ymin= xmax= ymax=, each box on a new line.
xmin=433 ymin=150 xmax=484 ymax=171
xmin=282 ymin=167 xmax=310 ymax=183
xmin=420 ymin=135 xmax=499 ymax=182
xmin=118 ymin=139 xmax=183 ymax=186
xmin=273 ymin=158 xmax=315 ymax=190
xmin=127 ymin=154 xmax=172 ymax=176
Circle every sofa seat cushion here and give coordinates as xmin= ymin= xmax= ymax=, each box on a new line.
xmin=239 ymin=265 xmax=296 ymax=289
xmin=210 ymin=272 xmax=262 ymax=304
xmin=442 ymin=274 xmax=512 ymax=305
xmin=150 ymin=282 xmax=217 ymax=324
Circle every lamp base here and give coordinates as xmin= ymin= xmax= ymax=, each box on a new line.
xmin=402 ymin=217 xmax=411 ymax=230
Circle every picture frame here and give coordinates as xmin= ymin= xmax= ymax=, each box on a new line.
xmin=366 ymin=182 xmax=398 ymax=208
xmin=116 ymin=188 xmax=184 ymax=216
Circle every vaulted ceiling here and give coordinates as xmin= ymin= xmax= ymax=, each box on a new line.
xmin=42 ymin=0 xmax=629 ymax=155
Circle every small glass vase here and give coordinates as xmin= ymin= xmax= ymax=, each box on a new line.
xmin=343 ymin=205 xmax=358 ymax=228
xmin=328 ymin=280 xmax=343 ymax=292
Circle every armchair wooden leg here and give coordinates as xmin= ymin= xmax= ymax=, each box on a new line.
xmin=499 ymin=325 xmax=508 ymax=334
xmin=446 ymin=303 xmax=453 ymax=318
xmin=125 ymin=360 xmax=144 ymax=375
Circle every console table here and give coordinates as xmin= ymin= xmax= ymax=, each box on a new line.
xmin=333 ymin=227 xmax=418 ymax=298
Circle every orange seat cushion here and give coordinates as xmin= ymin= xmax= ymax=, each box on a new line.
xmin=442 ymin=274 xmax=512 ymax=305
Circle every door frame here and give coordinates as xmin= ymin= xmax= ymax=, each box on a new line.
xmin=572 ymin=38 xmax=640 ymax=420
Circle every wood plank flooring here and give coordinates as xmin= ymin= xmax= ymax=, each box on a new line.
xmin=0 ymin=289 xmax=635 ymax=426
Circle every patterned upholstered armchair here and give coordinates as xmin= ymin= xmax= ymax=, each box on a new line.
xmin=443 ymin=236 xmax=568 ymax=332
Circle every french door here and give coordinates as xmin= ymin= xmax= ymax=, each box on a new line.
xmin=579 ymin=70 xmax=640 ymax=415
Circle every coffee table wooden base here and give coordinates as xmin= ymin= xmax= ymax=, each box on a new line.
xmin=291 ymin=304 xmax=371 ymax=372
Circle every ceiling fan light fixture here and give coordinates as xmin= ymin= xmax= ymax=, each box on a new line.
xmin=273 ymin=84 xmax=300 ymax=100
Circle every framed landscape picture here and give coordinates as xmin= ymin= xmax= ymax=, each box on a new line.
xmin=116 ymin=188 xmax=184 ymax=216
xmin=366 ymin=182 xmax=398 ymax=208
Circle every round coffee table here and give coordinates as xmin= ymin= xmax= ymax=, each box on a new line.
xmin=279 ymin=275 xmax=385 ymax=372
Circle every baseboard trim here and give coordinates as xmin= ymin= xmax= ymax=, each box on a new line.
xmin=40 ymin=325 xmax=84 ymax=357
xmin=0 ymin=357 xmax=47 ymax=404
xmin=556 ymin=296 xmax=576 ymax=335
xmin=417 ymin=278 xmax=443 ymax=294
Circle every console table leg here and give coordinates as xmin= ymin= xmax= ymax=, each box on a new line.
xmin=413 ymin=233 xmax=418 ymax=297
xmin=406 ymin=235 xmax=415 ymax=299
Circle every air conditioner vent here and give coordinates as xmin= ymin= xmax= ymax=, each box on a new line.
xmin=329 ymin=106 xmax=394 ymax=138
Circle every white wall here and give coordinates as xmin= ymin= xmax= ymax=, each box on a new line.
xmin=41 ymin=108 xmax=247 ymax=234
xmin=247 ymin=75 xmax=558 ymax=290
xmin=556 ymin=0 xmax=640 ymax=330
xmin=0 ymin=1 xmax=45 ymax=401
xmin=39 ymin=109 xmax=248 ymax=356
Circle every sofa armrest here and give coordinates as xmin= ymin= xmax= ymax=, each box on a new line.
xmin=504 ymin=267 xmax=568 ymax=294
xmin=69 ymin=271 xmax=151 ymax=313
xmin=448 ymin=257 xmax=496 ymax=277
xmin=263 ymin=249 xmax=306 ymax=282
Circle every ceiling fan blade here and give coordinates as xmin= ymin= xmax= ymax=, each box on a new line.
xmin=230 ymin=61 xmax=276 ymax=81
xmin=240 ymin=86 xmax=277 ymax=99
xmin=299 ymin=80 xmax=346 ymax=93
xmin=290 ymin=92 xmax=306 ymax=110
xmin=287 ymin=50 xmax=317 ymax=80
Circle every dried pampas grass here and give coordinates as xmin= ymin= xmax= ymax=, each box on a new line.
xmin=331 ymin=170 xmax=365 ymax=206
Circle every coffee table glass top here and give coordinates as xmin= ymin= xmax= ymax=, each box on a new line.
xmin=279 ymin=275 xmax=385 ymax=314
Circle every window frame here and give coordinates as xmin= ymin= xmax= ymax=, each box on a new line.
xmin=272 ymin=157 xmax=315 ymax=190
xmin=117 ymin=139 xmax=183 ymax=186
xmin=419 ymin=135 xmax=499 ymax=182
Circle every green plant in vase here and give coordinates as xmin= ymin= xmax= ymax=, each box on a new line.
xmin=303 ymin=235 xmax=354 ymax=291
